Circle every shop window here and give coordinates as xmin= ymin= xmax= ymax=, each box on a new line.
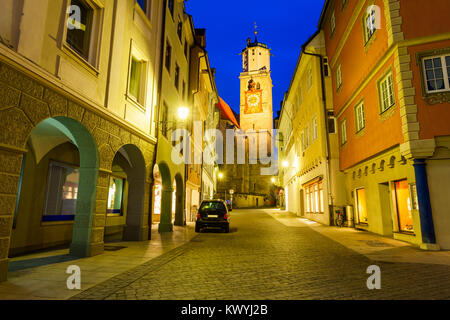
xmin=304 ymin=179 xmax=324 ymax=214
xmin=394 ymin=180 xmax=414 ymax=233
xmin=43 ymin=161 xmax=79 ymax=222
xmin=107 ymin=177 xmax=125 ymax=215
xmin=356 ymin=188 xmax=368 ymax=224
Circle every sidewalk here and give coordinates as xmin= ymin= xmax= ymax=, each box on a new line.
xmin=0 ymin=223 xmax=197 ymax=300
xmin=267 ymin=209 xmax=450 ymax=266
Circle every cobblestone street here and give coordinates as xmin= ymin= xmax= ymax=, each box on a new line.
xmin=72 ymin=209 xmax=450 ymax=300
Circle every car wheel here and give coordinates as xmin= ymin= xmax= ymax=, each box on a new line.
xmin=195 ymin=224 xmax=201 ymax=233
xmin=224 ymin=225 xmax=230 ymax=233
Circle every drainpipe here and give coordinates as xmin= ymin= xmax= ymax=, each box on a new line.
xmin=301 ymin=47 xmax=334 ymax=225
xmin=413 ymin=159 xmax=438 ymax=249
xmin=148 ymin=0 xmax=168 ymax=238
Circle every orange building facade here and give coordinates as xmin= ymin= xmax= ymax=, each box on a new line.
xmin=319 ymin=0 xmax=450 ymax=249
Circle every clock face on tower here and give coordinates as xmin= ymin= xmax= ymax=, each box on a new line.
xmin=244 ymin=90 xmax=263 ymax=114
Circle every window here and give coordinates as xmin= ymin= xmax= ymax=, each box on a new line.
xmin=184 ymin=41 xmax=188 ymax=58
xmin=355 ymin=102 xmax=365 ymax=132
xmin=129 ymin=55 xmax=146 ymax=104
xmin=306 ymin=67 xmax=313 ymax=90
xmin=137 ymin=0 xmax=151 ymax=17
xmin=66 ymin=0 xmax=94 ymax=61
xmin=161 ymin=102 xmax=168 ymax=138
xmin=364 ymin=7 xmax=376 ymax=44
xmin=177 ymin=21 xmax=183 ymax=41
xmin=312 ymin=116 xmax=318 ymax=141
xmin=43 ymin=161 xmax=79 ymax=221
xmin=182 ymin=80 xmax=186 ymax=100
xmin=304 ymin=126 xmax=310 ymax=150
xmin=323 ymin=58 xmax=330 ymax=77
xmin=336 ymin=64 xmax=342 ymax=91
xmin=379 ymin=72 xmax=395 ymax=112
xmin=174 ymin=63 xmax=180 ymax=90
xmin=356 ymin=188 xmax=368 ymax=224
xmin=330 ymin=11 xmax=336 ymax=35
xmin=107 ymin=177 xmax=125 ymax=215
xmin=342 ymin=0 xmax=348 ymax=10
xmin=168 ymin=0 xmax=174 ymax=17
xmin=165 ymin=40 xmax=172 ymax=72
xmin=394 ymin=180 xmax=414 ymax=233
xmin=328 ymin=116 xmax=336 ymax=134
xmin=340 ymin=119 xmax=347 ymax=145
xmin=423 ymin=55 xmax=450 ymax=93
xmin=304 ymin=179 xmax=324 ymax=214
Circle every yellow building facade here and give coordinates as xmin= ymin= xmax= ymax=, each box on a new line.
xmin=279 ymin=31 xmax=346 ymax=225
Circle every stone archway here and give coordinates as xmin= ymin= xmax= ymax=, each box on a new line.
xmin=12 ymin=117 xmax=99 ymax=258
xmin=157 ymin=162 xmax=173 ymax=232
xmin=107 ymin=144 xmax=147 ymax=241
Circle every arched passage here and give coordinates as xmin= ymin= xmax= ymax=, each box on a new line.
xmin=106 ymin=144 xmax=147 ymax=241
xmin=157 ymin=162 xmax=173 ymax=232
xmin=11 ymin=117 xmax=98 ymax=258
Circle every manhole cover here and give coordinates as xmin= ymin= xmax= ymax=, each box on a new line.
xmin=104 ymin=245 xmax=127 ymax=251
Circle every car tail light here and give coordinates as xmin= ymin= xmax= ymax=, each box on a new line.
xmin=224 ymin=213 xmax=229 ymax=220
xmin=197 ymin=212 xmax=201 ymax=220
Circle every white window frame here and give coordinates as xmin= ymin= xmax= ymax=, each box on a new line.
xmin=65 ymin=0 xmax=103 ymax=67
xmin=341 ymin=119 xmax=347 ymax=145
xmin=330 ymin=11 xmax=336 ymax=35
xmin=307 ymin=67 xmax=313 ymax=90
xmin=336 ymin=64 xmax=343 ymax=91
xmin=128 ymin=44 xmax=148 ymax=108
xmin=422 ymin=54 xmax=450 ymax=94
xmin=379 ymin=72 xmax=395 ymax=112
xmin=355 ymin=102 xmax=366 ymax=133
xmin=364 ymin=7 xmax=376 ymax=44
xmin=312 ymin=116 xmax=318 ymax=142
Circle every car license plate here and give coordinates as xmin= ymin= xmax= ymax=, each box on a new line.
xmin=208 ymin=215 xmax=218 ymax=218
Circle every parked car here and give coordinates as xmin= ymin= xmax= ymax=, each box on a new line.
xmin=195 ymin=200 xmax=230 ymax=233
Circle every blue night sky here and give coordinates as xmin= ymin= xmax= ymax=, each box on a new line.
xmin=185 ymin=0 xmax=326 ymax=117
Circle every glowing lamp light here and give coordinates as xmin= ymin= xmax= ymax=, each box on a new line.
xmin=282 ymin=160 xmax=289 ymax=168
xmin=177 ymin=106 xmax=189 ymax=121
xmin=271 ymin=177 xmax=276 ymax=183
xmin=218 ymin=173 xmax=224 ymax=179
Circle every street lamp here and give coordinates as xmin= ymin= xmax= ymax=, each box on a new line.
xmin=271 ymin=177 xmax=276 ymax=184
xmin=218 ymin=172 xmax=226 ymax=200
xmin=177 ymin=106 xmax=189 ymax=121
xmin=282 ymin=160 xmax=289 ymax=168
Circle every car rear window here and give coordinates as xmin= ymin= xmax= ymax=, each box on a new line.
xmin=200 ymin=202 xmax=226 ymax=212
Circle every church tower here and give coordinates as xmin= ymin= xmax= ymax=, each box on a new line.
xmin=239 ymin=27 xmax=274 ymax=132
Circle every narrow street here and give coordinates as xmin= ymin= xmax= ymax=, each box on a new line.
xmin=71 ymin=209 xmax=450 ymax=300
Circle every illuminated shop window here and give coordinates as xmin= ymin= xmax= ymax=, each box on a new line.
xmin=43 ymin=162 xmax=79 ymax=221
xmin=356 ymin=188 xmax=368 ymax=224
xmin=304 ymin=180 xmax=324 ymax=214
xmin=107 ymin=177 xmax=125 ymax=215
xmin=394 ymin=180 xmax=414 ymax=233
